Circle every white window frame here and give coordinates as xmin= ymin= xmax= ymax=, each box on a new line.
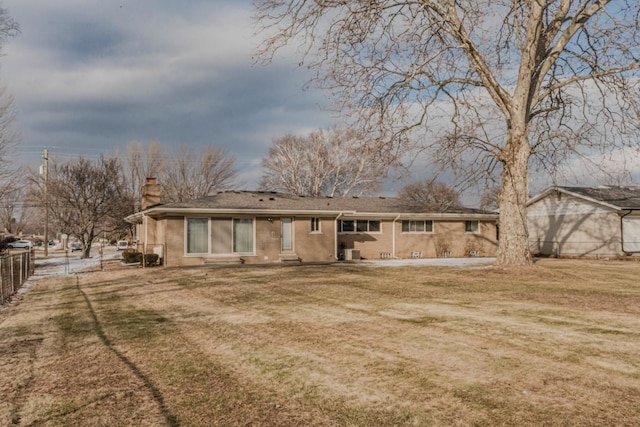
xmin=311 ymin=217 xmax=321 ymax=233
xmin=401 ymin=220 xmax=434 ymax=233
xmin=185 ymin=217 xmax=209 ymax=255
xmin=465 ymin=220 xmax=480 ymax=233
xmin=232 ymin=217 xmax=256 ymax=254
xmin=338 ymin=219 xmax=382 ymax=234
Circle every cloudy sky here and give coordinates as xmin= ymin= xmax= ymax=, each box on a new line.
xmin=1 ymin=0 xmax=335 ymax=188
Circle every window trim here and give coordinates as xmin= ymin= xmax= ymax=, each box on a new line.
xmin=465 ymin=220 xmax=480 ymax=233
xmin=401 ymin=220 xmax=434 ymax=233
xmin=338 ymin=219 xmax=382 ymax=234
xmin=310 ymin=217 xmax=322 ymax=234
xmin=185 ymin=217 xmax=209 ymax=255
xmin=232 ymin=217 xmax=256 ymax=254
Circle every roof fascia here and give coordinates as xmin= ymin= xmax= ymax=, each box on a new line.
xmin=527 ymin=186 xmax=622 ymax=211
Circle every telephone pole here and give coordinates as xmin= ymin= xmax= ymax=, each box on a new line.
xmin=43 ymin=148 xmax=49 ymax=257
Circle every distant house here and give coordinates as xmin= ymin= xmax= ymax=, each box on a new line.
xmin=125 ymin=181 xmax=498 ymax=267
xmin=527 ymin=186 xmax=640 ymax=258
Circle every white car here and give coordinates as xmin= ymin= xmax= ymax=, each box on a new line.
xmin=7 ymin=240 xmax=33 ymax=249
xmin=117 ymin=240 xmax=129 ymax=250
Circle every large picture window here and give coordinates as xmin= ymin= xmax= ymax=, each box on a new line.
xmin=402 ymin=220 xmax=433 ymax=233
xmin=187 ymin=218 xmax=208 ymax=254
xmin=233 ymin=218 xmax=254 ymax=253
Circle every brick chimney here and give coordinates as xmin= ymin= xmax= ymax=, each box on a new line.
xmin=141 ymin=177 xmax=161 ymax=210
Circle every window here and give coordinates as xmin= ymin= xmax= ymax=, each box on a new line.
xmin=340 ymin=220 xmax=355 ymax=232
xmin=465 ymin=220 xmax=479 ymax=233
xmin=187 ymin=218 xmax=208 ymax=254
xmin=339 ymin=220 xmax=381 ymax=233
xmin=402 ymin=220 xmax=433 ymax=233
xmin=311 ymin=217 xmax=321 ymax=233
xmin=233 ymin=218 xmax=254 ymax=253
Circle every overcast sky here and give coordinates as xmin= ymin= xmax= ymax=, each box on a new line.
xmin=2 ymin=1 xmax=638 ymax=202
xmin=1 ymin=0 xmax=336 ymax=188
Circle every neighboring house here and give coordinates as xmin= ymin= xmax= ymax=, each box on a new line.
xmin=527 ymin=186 xmax=640 ymax=258
xmin=125 ymin=181 xmax=498 ymax=266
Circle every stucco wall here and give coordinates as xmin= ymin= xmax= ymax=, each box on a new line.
xmin=338 ymin=219 xmax=497 ymax=260
xmin=148 ymin=215 xmax=497 ymax=266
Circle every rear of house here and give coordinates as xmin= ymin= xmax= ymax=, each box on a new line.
xmin=126 ymin=187 xmax=498 ymax=267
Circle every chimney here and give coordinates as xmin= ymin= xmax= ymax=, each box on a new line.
xmin=141 ymin=177 xmax=161 ymax=210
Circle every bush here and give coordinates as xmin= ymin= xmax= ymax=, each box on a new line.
xmin=122 ymin=251 xmax=143 ymax=264
xmin=144 ymin=253 xmax=160 ymax=266
xmin=122 ymin=251 xmax=160 ymax=266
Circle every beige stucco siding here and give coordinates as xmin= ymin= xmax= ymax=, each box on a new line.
xmin=293 ymin=217 xmax=337 ymax=262
xmin=527 ymin=194 xmax=623 ymax=257
xmin=139 ymin=214 xmax=497 ymax=266
xmin=395 ymin=221 xmax=497 ymax=258
xmin=337 ymin=219 xmax=497 ymax=260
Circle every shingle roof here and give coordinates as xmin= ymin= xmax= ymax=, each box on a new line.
xmin=557 ymin=186 xmax=640 ymax=209
xmin=150 ymin=191 xmax=493 ymax=215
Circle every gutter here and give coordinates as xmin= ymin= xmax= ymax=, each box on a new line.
xmin=335 ymin=212 xmax=344 ymax=260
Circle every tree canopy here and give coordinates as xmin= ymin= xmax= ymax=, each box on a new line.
xmin=260 ymin=127 xmax=388 ymax=196
xmin=255 ymin=0 xmax=640 ymax=266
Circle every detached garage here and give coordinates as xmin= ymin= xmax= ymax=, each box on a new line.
xmin=527 ymin=186 xmax=640 ymax=258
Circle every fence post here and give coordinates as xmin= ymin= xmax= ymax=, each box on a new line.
xmin=0 ymin=258 xmax=3 ymax=304
xmin=10 ymin=255 xmax=14 ymax=295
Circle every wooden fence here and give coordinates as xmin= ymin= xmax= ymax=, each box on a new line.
xmin=0 ymin=250 xmax=36 ymax=305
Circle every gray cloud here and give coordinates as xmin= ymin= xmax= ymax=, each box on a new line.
xmin=2 ymin=0 xmax=334 ymax=187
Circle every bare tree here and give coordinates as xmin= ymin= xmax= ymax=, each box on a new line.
xmin=255 ymin=1 xmax=640 ymax=267
xmin=123 ymin=140 xmax=167 ymax=210
xmin=44 ymin=156 xmax=133 ymax=258
xmin=160 ymin=144 xmax=237 ymax=203
xmin=260 ymin=127 xmax=388 ymax=196
xmin=399 ymin=180 xmax=461 ymax=212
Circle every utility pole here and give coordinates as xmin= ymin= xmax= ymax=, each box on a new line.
xmin=43 ymin=148 xmax=49 ymax=257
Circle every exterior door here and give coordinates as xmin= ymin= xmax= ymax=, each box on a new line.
xmin=281 ymin=217 xmax=293 ymax=252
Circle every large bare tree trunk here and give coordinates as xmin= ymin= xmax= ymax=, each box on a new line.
xmin=496 ymin=125 xmax=533 ymax=267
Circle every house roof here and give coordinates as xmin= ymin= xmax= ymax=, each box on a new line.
xmin=528 ymin=186 xmax=640 ymax=210
xmin=128 ymin=190 xmax=497 ymax=222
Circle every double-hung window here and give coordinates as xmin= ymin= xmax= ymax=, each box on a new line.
xmin=465 ymin=220 xmax=479 ymax=233
xmin=311 ymin=217 xmax=321 ymax=233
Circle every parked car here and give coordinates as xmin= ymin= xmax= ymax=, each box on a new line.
xmin=69 ymin=242 xmax=82 ymax=252
xmin=117 ymin=240 xmax=129 ymax=250
xmin=7 ymin=240 xmax=33 ymax=249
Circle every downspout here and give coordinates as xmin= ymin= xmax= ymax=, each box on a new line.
xmin=335 ymin=212 xmax=343 ymax=260
xmin=392 ymin=214 xmax=400 ymax=258
xmin=142 ymin=212 xmax=148 ymax=269
xmin=620 ymin=210 xmax=633 ymax=255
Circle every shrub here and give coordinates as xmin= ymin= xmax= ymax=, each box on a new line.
xmin=122 ymin=251 xmax=143 ymax=264
xmin=144 ymin=253 xmax=160 ymax=266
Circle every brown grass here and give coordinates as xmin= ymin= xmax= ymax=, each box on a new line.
xmin=1 ymin=259 xmax=640 ymax=426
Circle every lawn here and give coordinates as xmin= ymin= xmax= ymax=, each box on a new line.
xmin=1 ymin=260 xmax=639 ymax=426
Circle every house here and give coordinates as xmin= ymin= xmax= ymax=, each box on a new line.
xmin=527 ymin=186 xmax=640 ymax=258
xmin=125 ymin=181 xmax=498 ymax=266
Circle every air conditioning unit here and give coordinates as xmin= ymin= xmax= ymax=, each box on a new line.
xmin=344 ymin=249 xmax=360 ymax=260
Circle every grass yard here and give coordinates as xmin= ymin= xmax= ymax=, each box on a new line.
xmin=1 ymin=260 xmax=640 ymax=426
